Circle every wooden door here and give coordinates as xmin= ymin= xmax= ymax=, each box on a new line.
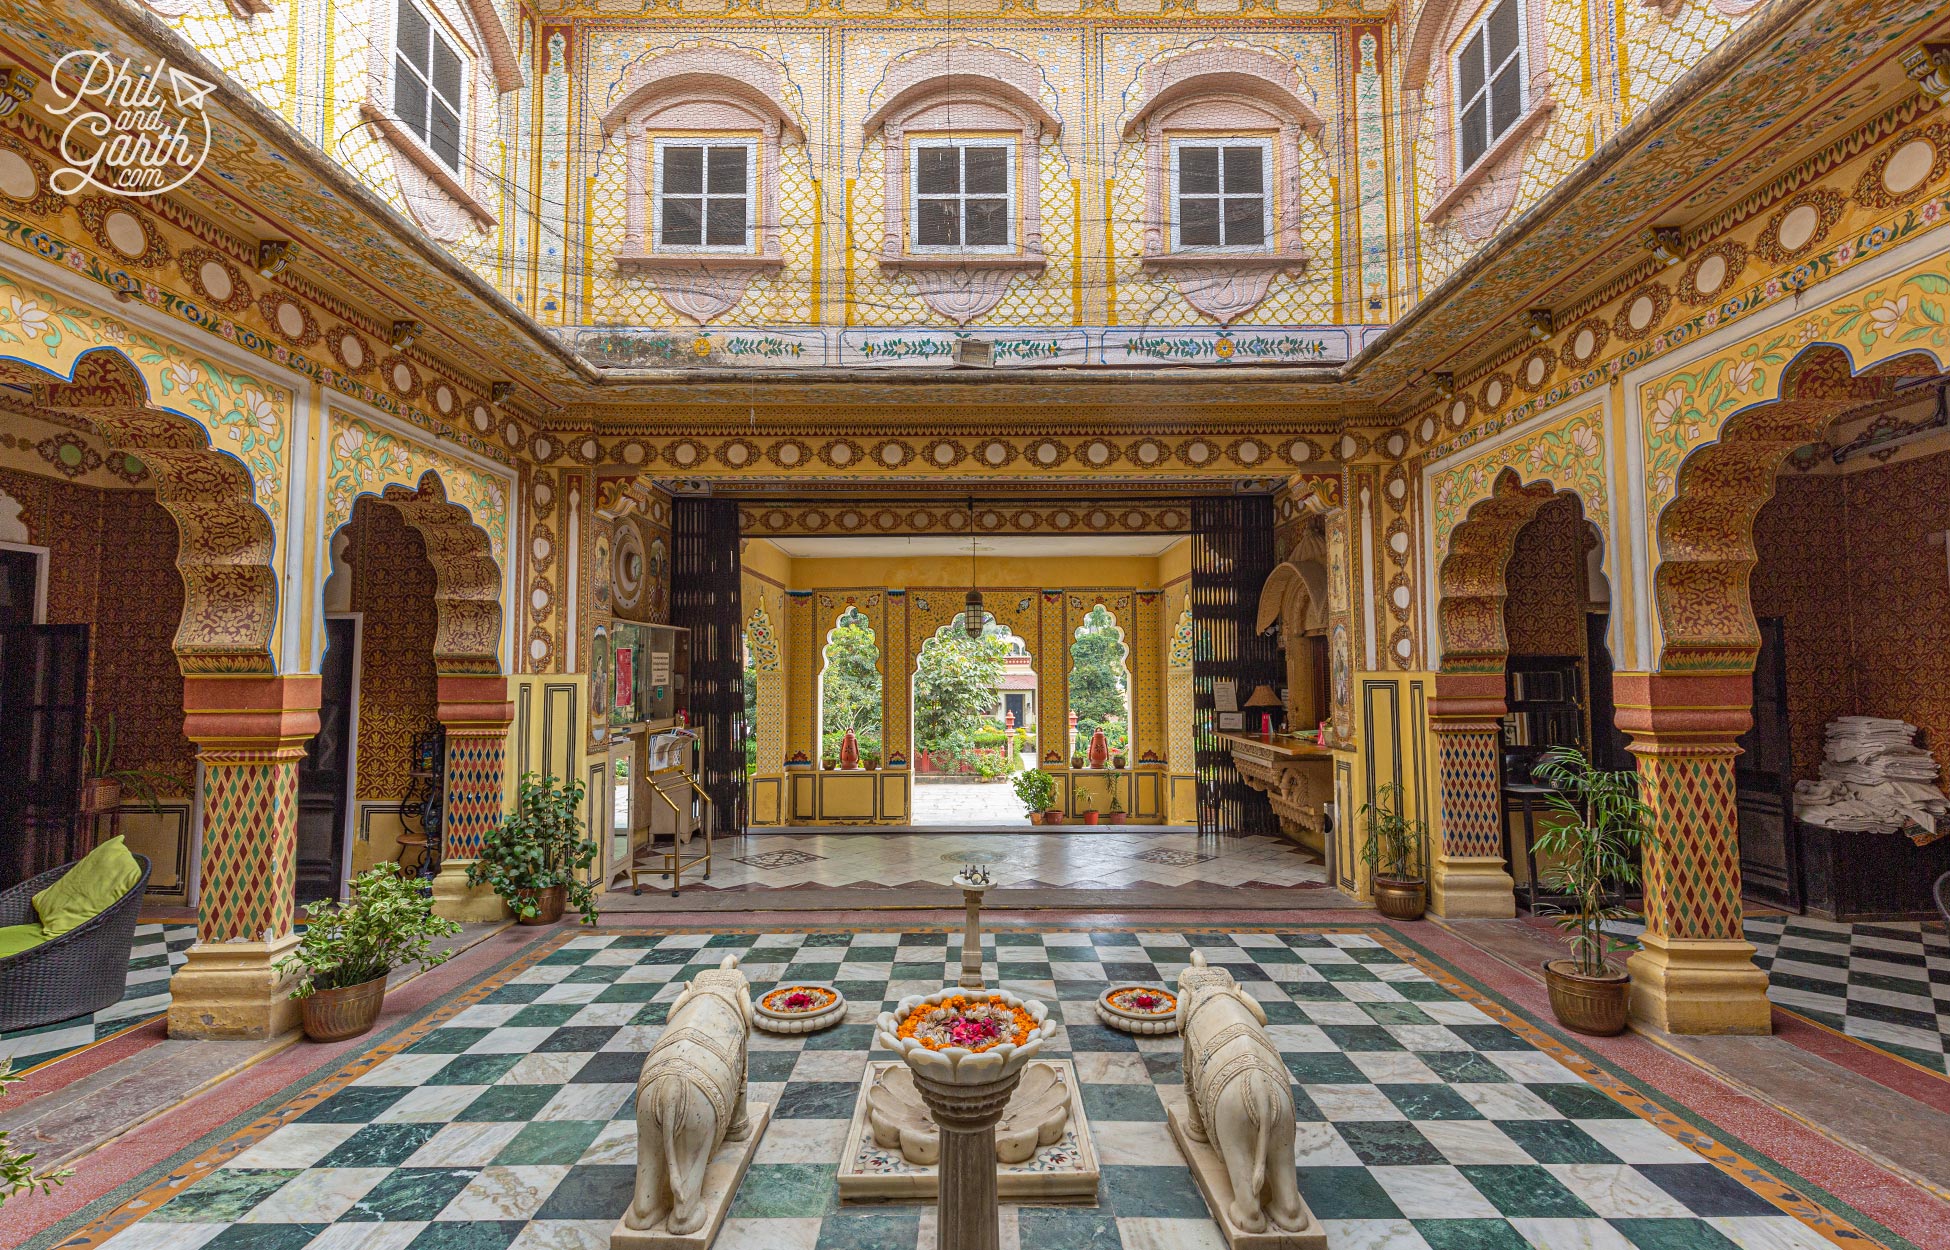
xmin=1735 ymin=616 xmax=1800 ymax=910
xmin=0 ymin=624 xmax=89 ymax=888
xmin=295 ymin=616 xmax=356 ymax=904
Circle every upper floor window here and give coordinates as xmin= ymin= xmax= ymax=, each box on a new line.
xmin=654 ymin=141 xmax=754 ymax=251
xmin=1456 ymin=0 xmax=1524 ymax=175
xmin=912 ymin=140 xmax=1014 ymax=251
xmin=1171 ymin=140 xmax=1270 ymax=251
xmin=393 ymin=0 xmax=463 ymax=173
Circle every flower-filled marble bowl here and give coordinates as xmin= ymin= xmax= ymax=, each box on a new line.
xmin=754 ymin=982 xmax=847 ymax=1034
xmin=1095 ymin=984 xmax=1179 ymax=1034
xmin=875 ymin=988 xmax=1056 ymax=1086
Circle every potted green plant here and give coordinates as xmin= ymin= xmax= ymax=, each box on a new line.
xmin=1078 ymin=794 xmax=1099 ymax=825
xmin=80 ymin=715 xmax=173 ymax=819
xmin=275 ymin=862 xmax=461 ymax=1042
xmin=1106 ymin=789 xmax=1127 ymax=824
xmin=468 ymin=772 xmax=599 ymax=926
xmin=1357 ymin=781 xmax=1428 ymax=920
xmin=1112 ymin=753 xmax=1126 ymax=770
xmin=1012 ymin=768 xmax=1057 ymax=824
xmin=1531 ymin=748 xmax=1655 ymax=1036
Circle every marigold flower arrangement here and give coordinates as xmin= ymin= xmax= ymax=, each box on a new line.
xmin=763 ymin=985 xmax=838 ymax=1015
xmin=1106 ymin=986 xmax=1176 ymax=1015
xmin=895 ymin=993 xmax=1038 ymax=1053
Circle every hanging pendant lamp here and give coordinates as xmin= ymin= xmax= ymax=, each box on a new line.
xmin=964 ymin=504 xmax=984 ymax=640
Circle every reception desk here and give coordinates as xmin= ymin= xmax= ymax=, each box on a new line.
xmin=1217 ymin=733 xmax=1336 ymax=840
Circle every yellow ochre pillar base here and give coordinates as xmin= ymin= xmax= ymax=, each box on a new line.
xmin=431 ymin=860 xmax=511 ymax=923
xmin=166 ymin=934 xmax=304 ymax=1041
xmin=1627 ymin=933 xmax=1772 ymax=1035
xmin=1430 ymin=855 xmax=1517 ymax=919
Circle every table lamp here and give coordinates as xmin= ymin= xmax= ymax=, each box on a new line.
xmin=1244 ymin=684 xmax=1282 ymax=736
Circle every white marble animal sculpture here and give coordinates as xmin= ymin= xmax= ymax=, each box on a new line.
xmin=1176 ymin=951 xmax=1310 ymax=1235
xmin=624 ymin=954 xmax=754 ymax=1236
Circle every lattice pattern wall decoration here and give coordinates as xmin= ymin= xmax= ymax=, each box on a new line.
xmin=197 ymin=747 xmax=302 ymax=943
xmin=1434 ymin=725 xmax=1502 ymax=859
xmin=1635 ymin=745 xmax=1746 ymax=943
xmin=442 ymin=730 xmax=508 ymax=861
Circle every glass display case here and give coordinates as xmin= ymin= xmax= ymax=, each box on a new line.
xmin=609 ymin=623 xmax=691 ymax=729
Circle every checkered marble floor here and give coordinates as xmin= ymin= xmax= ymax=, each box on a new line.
xmin=0 ymin=922 xmax=195 ymax=1073
xmin=708 ymin=830 xmax=1328 ymax=891
xmin=60 ymin=927 xmax=1904 ymax=1250
xmin=1744 ymin=916 xmax=1950 ymax=1074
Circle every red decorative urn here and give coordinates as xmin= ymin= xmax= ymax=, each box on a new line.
xmin=840 ymin=728 xmax=860 ymax=770
xmin=1087 ymin=728 xmax=1109 ymax=770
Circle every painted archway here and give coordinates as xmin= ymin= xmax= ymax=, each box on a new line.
xmin=1647 ymin=345 xmax=1934 ymax=673
xmin=22 ymin=348 xmax=283 ymax=675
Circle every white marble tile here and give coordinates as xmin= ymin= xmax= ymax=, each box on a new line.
xmin=405 ymin=1121 xmax=525 ymax=1167
xmin=238 ymin=1167 xmax=391 ymax=1222
xmin=436 ymin=1165 xmax=572 ymax=1221
xmin=1505 ymin=1218 xmax=1639 ymax=1250
xmin=1370 ymin=1165 xmax=1501 ymax=1219
xmin=1572 ymin=1119 xmax=1701 ymax=1165
xmin=374 ymin=1085 xmax=487 ymax=1122
xmin=1549 ymin=1163 xmax=1694 ymax=1218
xmin=223 ymin=1122 xmax=362 ymax=1169
xmin=1112 ymin=1216 xmax=1231 ymax=1250
xmin=1416 ymin=1120 xmax=1534 ymax=1166
xmin=712 ymin=1217 xmax=823 ymax=1250
xmin=1095 ymin=1120 xmax=1181 ymax=1166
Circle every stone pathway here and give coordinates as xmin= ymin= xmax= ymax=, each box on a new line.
xmin=910 ymin=780 xmax=1034 ymax=826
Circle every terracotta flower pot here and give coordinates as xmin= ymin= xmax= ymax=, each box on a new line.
xmin=1106 ymin=812 xmax=1127 ymax=824
xmin=1042 ymin=808 xmax=1063 ymax=825
xmin=1082 ymin=811 xmax=1099 ymax=825
xmin=517 ymin=883 xmax=567 ymax=926
xmin=302 ymin=975 xmax=387 ymax=1042
xmin=1371 ymin=875 xmax=1427 ymax=921
xmin=1543 ymin=959 xmax=1631 ymax=1036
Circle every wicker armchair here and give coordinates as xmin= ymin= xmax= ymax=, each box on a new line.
xmin=0 ymin=854 xmax=151 ymax=1034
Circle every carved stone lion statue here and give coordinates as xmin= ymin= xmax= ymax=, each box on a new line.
xmin=624 ymin=954 xmax=754 ymax=1236
xmin=1176 ymin=951 xmax=1310 ymax=1235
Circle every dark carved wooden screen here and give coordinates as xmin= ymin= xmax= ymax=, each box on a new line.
xmin=1191 ymin=496 xmax=1281 ymax=836
xmin=672 ymin=498 xmax=746 ymax=833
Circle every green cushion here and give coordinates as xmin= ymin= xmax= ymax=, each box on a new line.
xmin=0 ymin=923 xmax=47 ymax=959
xmin=33 ymin=835 xmax=141 ymax=937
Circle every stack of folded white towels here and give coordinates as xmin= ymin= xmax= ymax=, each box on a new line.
xmin=1794 ymin=716 xmax=1948 ymax=834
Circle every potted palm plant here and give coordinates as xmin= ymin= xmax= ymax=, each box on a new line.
xmin=1012 ymin=768 xmax=1057 ymax=824
xmin=1105 ymin=789 xmax=1127 ymax=824
xmin=1079 ymin=794 xmax=1099 ymax=825
xmin=1357 ymin=781 xmax=1428 ymax=920
xmin=276 ymin=862 xmax=461 ymax=1042
xmin=468 ymin=772 xmax=599 ymax=925
xmin=1531 ymin=748 xmax=1654 ymax=1036
xmin=80 ymin=716 xmax=173 ymax=819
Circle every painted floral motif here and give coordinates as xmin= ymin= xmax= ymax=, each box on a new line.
xmin=325 ymin=411 xmax=512 ymax=561
xmin=1429 ymin=407 xmax=1610 ymax=559
xmin=0 ymin=272 xmax=290 ymax=521
xmin=1639 ymin=261 xmax=1950 ymax=544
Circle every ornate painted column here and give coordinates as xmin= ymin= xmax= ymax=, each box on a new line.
xmin=1614 ymin=674 xmax=1771 ymax=1034
xmin=168 ymin=675 xmax=319 ymax=1040
xmin=431 ymin=674 xmax=516 ymax=922
xmin=1428 ymin=672 xmax=1516 ymax=918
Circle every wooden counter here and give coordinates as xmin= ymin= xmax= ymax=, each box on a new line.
xmin=1217 ymin=733 xmax=1335 ymax=836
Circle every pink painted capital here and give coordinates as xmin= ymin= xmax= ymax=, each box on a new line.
xmin=1612 ymin=673 xmax=1753 ymax=743
xmin=182 ymin=675 xmax=322 ymax=749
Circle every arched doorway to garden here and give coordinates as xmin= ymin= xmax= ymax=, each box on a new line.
xmin=819 ymin=606 xmax=882 ymax=770
xmin=910 ymin=611 xmax=1039 ymax=826
xmin=1068 ymin=604 xmax=1130 ymax=769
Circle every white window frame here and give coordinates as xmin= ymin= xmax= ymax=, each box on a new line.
xmin=1454 ymin=0 xmax=1528 ymax=178
xmin=391 ymin=0 xmax=467 ymax=176
xmin=650 ymin=138 xmax=758 ymax=254
xmin=906 ymin=136 xmax=1018 ymax=255
xmin=1167 ymin=137 xmax=1275 ymax=255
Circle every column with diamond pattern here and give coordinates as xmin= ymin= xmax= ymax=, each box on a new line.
xmin=431 ymin=674 xmax=516 ymax=922
xmin=1428 ymin=672 xmax=1516 ymax=917
xmin=167 ymin=675 xmax=319 ymax=1040
xmin=1615 ymin=673 xmax=1771 ymax=1034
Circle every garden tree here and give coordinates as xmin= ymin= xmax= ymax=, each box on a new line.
xmin=914 ymin=618 xmax=1011 ymax=755
xmin=1069 ymin=605 xmax=1129 ymax=749
xmin=742 ymin=636 xmax=758 ymax=774
xmin=821 ymin=607 xmax=883 ymax=741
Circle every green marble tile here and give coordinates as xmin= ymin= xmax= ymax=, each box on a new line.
xmin=150 ymin=1169 xmax=300 ymax=1223
xmin=1081 ymin=1082 xmax=1167 ymax=1123
xmin=1412 ymin=1218 xmax=1534 ymax=1250
xmin=497 ymin=1119 xmax=605 ymax=1165
xmin=1294 ymin=1166 xmax=1404 ymax=1220
xmin=1102 ymin=1164 xmax=1211 ymax=1219
xmin=812 ymin=1206 xmax=922 ymax=1250
xmin=1610 ymin=1218 xmax=1746 ymax=1250
xmin=1378 ymin=1083 xmax=1483 ymax=1120
xmin=429 ymin=1052 xmax=524 ymax=1086
xmin=317 ymin=1122 xmax=443 ymax=1168
xmin=1497 ymin=1119 xmax=1621 ymax=1164
xmin=729 ymin=1163 xmax=840 ymax=1219
xmin=1456 ymin=1164 xmax=1596 ymax=1218
xmin=340 ymin=1167 xmax=478 ymax=1221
